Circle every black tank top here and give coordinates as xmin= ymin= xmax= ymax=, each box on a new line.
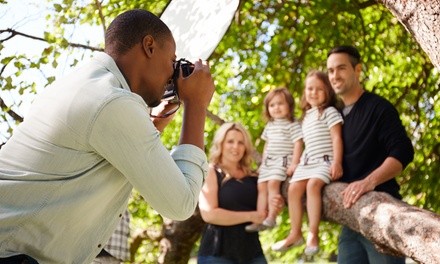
xmin=197 ymin=168 xmax=264 ymax=263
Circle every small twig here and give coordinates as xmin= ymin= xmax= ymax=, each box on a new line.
xmin=0 ymin=96 xmax=23 ymax=123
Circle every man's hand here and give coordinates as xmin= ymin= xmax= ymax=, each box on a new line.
xmin=176 ymin=59 xmax=215 ymax=108
xmin=175 ymin=59 xmax=215 ymax=149
xmin=150 ymin=101 xmax=178 ymax=132
xmin=341 ymin=178 xmax=375 ymax=208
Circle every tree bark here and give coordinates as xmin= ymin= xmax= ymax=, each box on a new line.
xmin=158 ymin=207 xmax=205 ymax=264
xmin=380 ymin=0 xmax=440 ymax=70
xmin=322 ymin=182 xmax=440 ymax=264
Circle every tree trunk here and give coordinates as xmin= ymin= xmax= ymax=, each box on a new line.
xmin=322 ymin=182 xmax=440 ymax=264
xmin=380 ymin=0 xmax=440 ymax=70
xmin=158 ymin=207 xmax=205 ymax=264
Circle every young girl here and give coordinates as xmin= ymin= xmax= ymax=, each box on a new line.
xmin=271 ymin=70 xmax=343 ymax=256
xmin=246 ymin=87 xmax=303 ymax=232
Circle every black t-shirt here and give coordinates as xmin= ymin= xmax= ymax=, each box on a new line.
xmin=340 ymin=92 xmax=414 ymax=199
xmin=198 ymin=168 xmax=264 ymax=263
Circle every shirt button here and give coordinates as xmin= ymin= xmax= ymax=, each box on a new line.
xmin=98 ymin=244 xmax=102 ymax=248
xmin=119 ymin=213 xmax=122 ymax=217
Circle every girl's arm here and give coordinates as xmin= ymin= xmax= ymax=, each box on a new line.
xmin=330 ymin=123 xmax=343 ymax=180
xmin=287 ymin=139 xmax=303 ymax=176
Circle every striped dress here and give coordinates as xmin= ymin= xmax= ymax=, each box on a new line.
xmin=258 ymin=119 xmax=303 ymax=182
xmin=290 ymin=106 xmax=343 ymax=184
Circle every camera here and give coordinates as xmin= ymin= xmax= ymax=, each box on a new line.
xmin=162 ymin=58 xmax=194 ymax=102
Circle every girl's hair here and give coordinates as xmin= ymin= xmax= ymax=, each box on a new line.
xmin=263 ymin=87 xmax=295 ymax=122
xmin=299 ymin=70 xmax=338 ymax=120
xmin=209 ymin=122 xmax=254 ymax=176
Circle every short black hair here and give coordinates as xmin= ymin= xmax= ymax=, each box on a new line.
xmin=105 ymin=9 xmax=172 ymax=55
xmin=327 ymin=45 xmax=361 ymax=67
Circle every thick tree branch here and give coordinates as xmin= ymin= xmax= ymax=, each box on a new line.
xmin=379 ymin=0 xmax=440 ymax=70
xmin=322 ymin=182 xmax=440 ymax=263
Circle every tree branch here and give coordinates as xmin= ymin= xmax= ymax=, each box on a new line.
xmin=0 ymin=96 xmax=23 ymax=123
xmin=93 ymin=0 xmax=107 ymax=33
xmin=357 ymin=0 xmax=378 ymax=9
xmin=0 ymin=28 xmax=103 ymax=52
xmin=322 ymin=182 xmax=440 ymax=263
xmin=206 ymin=109 xmax=224 ymax=126
xmin=129 ymin=227 xmax=163 ymax=262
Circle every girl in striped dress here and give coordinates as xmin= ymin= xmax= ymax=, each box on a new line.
xmin=246 ymin=87 xmax=303 ymax=232
xmin=272 ymin=70 xmax=343 ymax=256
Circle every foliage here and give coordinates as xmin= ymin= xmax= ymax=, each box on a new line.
xmin=1 ymin=0 xmax=439 ymax=262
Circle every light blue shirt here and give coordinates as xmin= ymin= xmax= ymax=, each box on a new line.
xmin=0 ymin=52 xmax=208 ymax=263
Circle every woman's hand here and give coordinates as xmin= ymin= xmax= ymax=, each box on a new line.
xmin=250 ymin=211 xmax=266 ymax=224
xmin=271 ymin=193 xmax=285 ymax=214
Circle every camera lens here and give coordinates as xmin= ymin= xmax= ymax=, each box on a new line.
xmin=181 ymin=61 xmax=194 ymax=77
xmin=161 ymin=58 xmax=194 ymax=101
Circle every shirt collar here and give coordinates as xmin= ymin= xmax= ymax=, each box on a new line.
xmin=92 ymin=52 xmax=131 ymax=92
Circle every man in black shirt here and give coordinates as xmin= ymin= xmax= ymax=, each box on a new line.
xmin=326 ymin=45 xmax=414 ymax=264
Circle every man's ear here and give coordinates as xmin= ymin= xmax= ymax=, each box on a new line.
xmin=142 ymin=35 xmax=155 ymax=58
xmin=355 ymin=63 xmax=362 ymax=78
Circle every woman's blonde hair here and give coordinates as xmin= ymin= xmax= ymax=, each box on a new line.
xmin=263 ymin=87 xmax=295 ymax=122
xmin=209 ymin=122 xmax=254 ymax=175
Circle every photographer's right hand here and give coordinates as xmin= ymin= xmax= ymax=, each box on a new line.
xmin=176 ymin=59 xmax=215 ymax=109
xmin=177 ymin=59 xmax=215 ymax=149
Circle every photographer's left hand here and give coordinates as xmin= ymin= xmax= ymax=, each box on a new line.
xmin=150 ymin=101 xmax=178 ymax=132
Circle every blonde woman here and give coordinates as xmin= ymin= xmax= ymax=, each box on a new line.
xmin=198 ymin=122 xmax=283 ymax=264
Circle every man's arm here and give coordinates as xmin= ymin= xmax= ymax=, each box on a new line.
xmin=342 ymin=99 xmax=413 ymax=208
xmin=89 ymin=96 xmax=207 ymax=221
xmin=342 ymin=157 xmax=403 ymax=208
xmin=176 ymin=59 xmax=215 ymax=149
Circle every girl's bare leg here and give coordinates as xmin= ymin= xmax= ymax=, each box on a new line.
xmin=266 ymin=179 xmax=282 ymax=224
xmin=257 ymin=181 xmax=268 ymax=219
xmin=306 ymin=178 xmax=326 ymax=248
xmin=285 ymin=180 xmax=307 ymax=243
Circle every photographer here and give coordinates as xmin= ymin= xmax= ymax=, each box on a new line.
xmin=0 ymin=9 xmax=214 ymax=264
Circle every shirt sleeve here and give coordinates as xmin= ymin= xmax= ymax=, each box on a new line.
xmin=376 ymin=100 xmax=414 ymax=169
xmin=324 ymin=106 xmax=344 ymax=128
xmin=290 ymin=121 xmax=303 ymax=142
xmin=261 ymin=124 xmax=269 ymax=141
xmin=88 ymin=95 xmax=207 ymax=220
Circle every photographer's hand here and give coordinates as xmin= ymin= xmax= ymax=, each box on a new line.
xmin=176 ymin=59 xmax=215 ymax=149
xmin=150 ymin=101 xmax=178 ymax=132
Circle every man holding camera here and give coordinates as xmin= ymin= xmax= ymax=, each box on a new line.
xmin=0 ymin=9 xmax=215 ymax=264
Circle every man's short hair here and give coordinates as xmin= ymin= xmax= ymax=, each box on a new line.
xmin=327 ymin=45 xmax=361 ymax=67
xmin=105 ymin=9 xmax=172 ymax=55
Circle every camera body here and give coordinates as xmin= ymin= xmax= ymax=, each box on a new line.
xmin=162 ymin=58 xmax=194 ymax=102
